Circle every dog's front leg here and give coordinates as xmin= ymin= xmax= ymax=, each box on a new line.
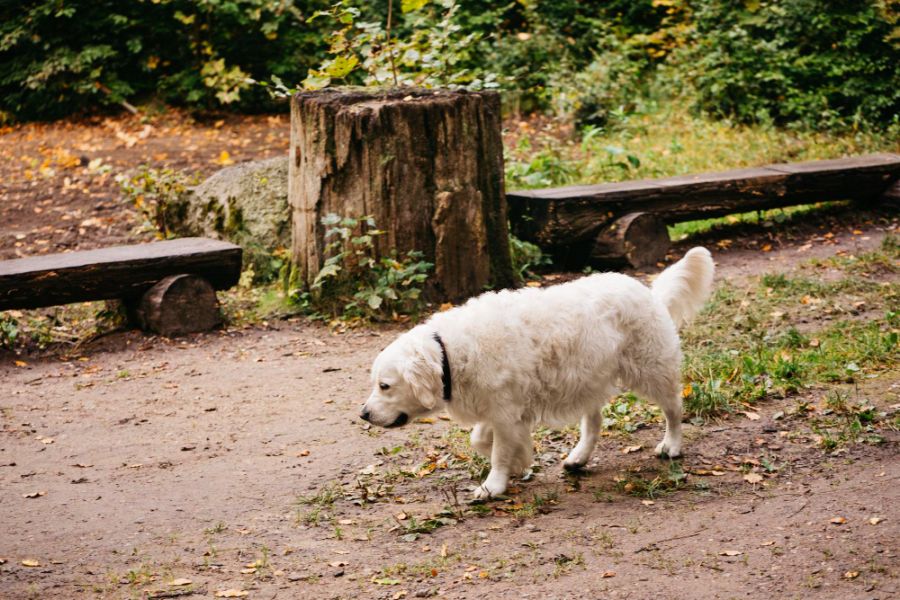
xmin=473 ymin=421 xmax=531 ymax=500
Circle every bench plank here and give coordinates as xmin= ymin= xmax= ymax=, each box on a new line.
xmin=0 ymin=238 xmax=242 ymax=310
xmin=508 ymin=153 xmax=900 ymax=263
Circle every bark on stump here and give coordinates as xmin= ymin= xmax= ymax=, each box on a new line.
xmin=289 ymin=88 xmax=514 ymax=301
xmin=590 ymin=212 xmax=670 ymax=269
xmin=133 ymin=274 xmax=222 ymax=337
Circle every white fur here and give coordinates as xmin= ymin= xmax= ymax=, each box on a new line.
xmin=363 ymin=247 xmax=715 ymax=499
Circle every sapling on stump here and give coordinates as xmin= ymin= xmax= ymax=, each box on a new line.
xmin=289 ymin=88 xmax=514 ymax=301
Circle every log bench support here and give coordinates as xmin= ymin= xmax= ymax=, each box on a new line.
xmin=0 ymin=238 xmax=242 ymax=337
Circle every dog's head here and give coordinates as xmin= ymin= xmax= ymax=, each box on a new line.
xmin=361 ymin=326 xmax=443 ymax=428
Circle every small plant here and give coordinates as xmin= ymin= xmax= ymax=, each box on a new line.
xmin=0 ymin=314 xmax=19 ymax=349
xmin=509 ymin=235 xmax=551 ymax=282
xmin=118 ymin=167 xmax=200 ymax=238
xmin=290 ymin=214 xmax=432 ymax=321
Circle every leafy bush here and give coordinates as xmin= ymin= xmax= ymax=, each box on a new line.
xmin=0 ymin=0 xmax=327 ymax=121
xmin=678 ymin=0 xmax=900 ymax=129
xmin=290 ymin=214 xmax=433 ymax=321
xmin=0 ymin=314 xmax=19 ymax=350
xmin=509 ymin=235 xmax=551 ymax=281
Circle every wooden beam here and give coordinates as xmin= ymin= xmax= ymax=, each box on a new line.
xmin=508 ymin=153 xmax=900 ymax=257
xmin=0 ymin=238 xmax=242 ymax=310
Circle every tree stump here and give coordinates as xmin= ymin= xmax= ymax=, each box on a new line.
xmin=134 ymin=274 xmax=222 ymax=337
xmin=590 ymin=212 xmax=670 ymax=268
xmin=289 ymin=88 xmax=515 ymax=301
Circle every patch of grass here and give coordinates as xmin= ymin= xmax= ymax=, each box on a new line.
xmin=295 ymin=482 xmax=344 ymax=526
xmin=508 ymin=490 xmax=559 ymax=519
xmin=668 ymin=202 xmax=846 ymax=241
xmin=809 ymin=390 xmax=884 ymax=451
xmin=616 ymin=461 xmax=687 ymax=499
xmin=680 ymin=252 xmax=899 ymax=419
xmin=505 ymin=104 xmax=897 ymax=192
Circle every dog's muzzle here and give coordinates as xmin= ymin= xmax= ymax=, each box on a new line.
xmin=387 ymin=412 xmax=408 ymax=428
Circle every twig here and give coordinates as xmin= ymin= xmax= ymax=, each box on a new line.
xmin=634 ymin=527 xmax=707 ymax=553
xmin=786 ymin=499 xmax=808 ymax=519
xmin=386 ymin=0 xmax=399 ymax=87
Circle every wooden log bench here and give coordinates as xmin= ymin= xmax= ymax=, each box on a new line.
xmin=0 ymin=238 xmax=242 ymax=337
xmin=508 ymin=153 xmax=900 ymax=268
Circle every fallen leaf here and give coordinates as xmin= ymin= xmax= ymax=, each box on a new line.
xmin=395 ymin=512 xmax=408 ymax=521
xmin=297 ymin=450 xmax=310 ymax=457
xmin=329 ymin=561 xmax=348 ymax=568
xmin=73 ymin=463 xmax=93 ymax=468
xmin=359 ymin=464 xmax=378 ymax=475
xmin=215 ymin=590 xmax=248 ymax=598
xmin=439 ymin=303 xmax=453 ymax=311
xmin=21 ymin=559 xmax=40 ymax=567
xmin=641 ymin=500 xmax=655 ymax=506
xmin=23 ymin=491 xmax=46 ymax=499
xmin=868 ymin=517 xmax=883 ymax=525
xmin=719 ymin=550 xmax=742 ymax=556
xmin=416 ymin=417 xmax=436 ymax=424
xmin=338 ymin=519 xmax=355 ymax=525
xmin=762 ymin=244 xmax=772 ymax=252
xmin=14 ymin=360 xmax=27 ymax=367
xmin=844 ymin=571 xmax=859 ymax=579
xmin=743 ymin=473 xmax=763 ymax=484
xmin=215 ymin=150 xmax=234 ymax=166
xmin=759 ymin=541 xmax=776 ymax=546
xmin=601 ymin=571 xmax=616 ymax=578
xmin=742 ymin=411 xmax=760 ymax=421
xmin=240 ymin=567 xmax=257 ymax=574
xmin=622 ymin=445 xmax=643 ymax=454
xmin=170 ymin=578 xmax=193 ymax=586
xmin=372 ymin=577 xmax=402 ymax=585
xmin=830 ymin=517 xmax=847 ymax=525
xmin=525 ymin=281 xmax=542 ymax=287
xmin=40 ymin=437 xmax=54 ymax=444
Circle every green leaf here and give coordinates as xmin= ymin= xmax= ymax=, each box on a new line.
xmin=368 ymin=294 xmax=383 ymax=310
xmin=401 ymin=0 xmax=429 ymax=13
xmin=324 ymin=54 xmax=359 ymax=79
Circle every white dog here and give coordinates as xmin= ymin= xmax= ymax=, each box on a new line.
xmin=362 ymin=247 xmax=715 ymax=500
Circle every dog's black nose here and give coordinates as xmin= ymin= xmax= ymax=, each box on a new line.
xmin=360 ymin=408 xmax=371 ymax=422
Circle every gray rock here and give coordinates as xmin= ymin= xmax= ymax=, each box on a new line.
xmin=175 ymin=157 xmax=289 ymax=278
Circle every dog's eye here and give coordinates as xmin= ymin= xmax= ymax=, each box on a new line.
xmin=379 ymin=382 xmax=390 ymax=391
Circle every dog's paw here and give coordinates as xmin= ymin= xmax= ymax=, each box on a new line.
xmin=562 ymin=459 xmax=588 ymax=472
xmin=471 ymin=478 xmax=507 ymax=501
xmin=655 ymin=439 xmax=682 ymax=458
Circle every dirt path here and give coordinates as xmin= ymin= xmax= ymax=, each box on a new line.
xmin=3 ymin=227 xmax=898 ymax=600
xmin=2 ymin=114 xmax=898 ymax=598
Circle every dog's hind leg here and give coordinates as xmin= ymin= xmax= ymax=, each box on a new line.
xmin=654 ymin=394 xmax=683 ymax=458
xmin=563 ymin=408 xmax=602 ymax=471
xmin=473 ymin=421 xmax=532 ymax=500
xmin=470 ymin=423 xmax=493 ymax=458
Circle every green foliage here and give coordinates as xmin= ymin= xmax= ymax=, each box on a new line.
xmin=0 ymin=314 xmax=19 ymax=350
xmin=299 ymin=0 xmax=497 ymax=91
xmin=118 ymin=166 xmax=199 ymax=238
xmin=289 ymin=214 xmax=433 ymax=321
xmin=0 ymin=0 xmax=326 ymax=121
xmin=509 ymin=235 xmax=551 ymax=281
xmin=679 ymin=0 xmax=900 ymax=130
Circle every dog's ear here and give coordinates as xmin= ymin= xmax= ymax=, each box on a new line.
xmin=401 ymin=337 xmax=442 ymax=410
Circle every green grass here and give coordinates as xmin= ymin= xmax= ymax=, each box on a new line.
xmin=505 ymin=104 xmax=899 ymax=190
xmin=679 ymin=240 xmax=899 ymax=420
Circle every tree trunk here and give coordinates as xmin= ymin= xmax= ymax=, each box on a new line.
xmin=289 ymin=88 xmax=514 ymax=301
xmin=590 ymin=212 xmax=670 ymax=268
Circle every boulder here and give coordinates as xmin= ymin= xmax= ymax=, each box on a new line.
xmin=175 ymin=157 xmax=289 ymax=278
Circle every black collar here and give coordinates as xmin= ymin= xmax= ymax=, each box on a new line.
xmin=433 ymin=332 xmax=452 ymax=402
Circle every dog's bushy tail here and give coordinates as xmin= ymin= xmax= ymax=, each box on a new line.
xmin=651 ymin=247 xmax=715 ymax=328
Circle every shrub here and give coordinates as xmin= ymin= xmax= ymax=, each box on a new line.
xmin=678 ymin=0 xmax=900 ymax=130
